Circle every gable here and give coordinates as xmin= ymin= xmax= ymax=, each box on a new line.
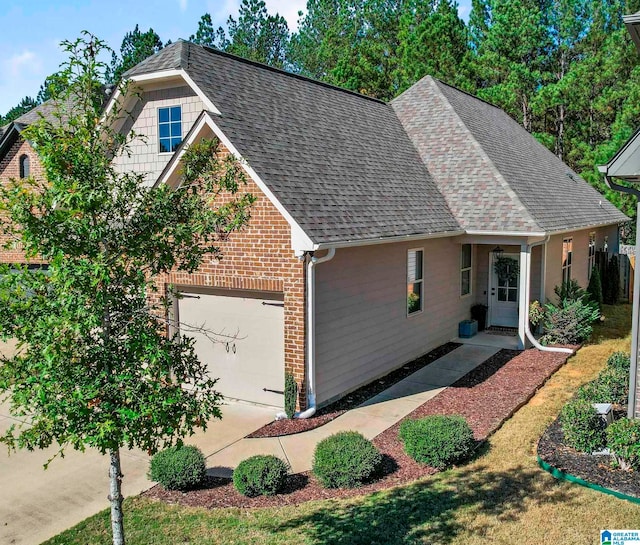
xmin=111 ymin=85 xmax=206 ymax=186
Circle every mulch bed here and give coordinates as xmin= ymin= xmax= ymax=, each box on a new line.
xmin=247 ymin=342 xmax=461 ymax=438
xmin=144 ymin=346 xmax=573 ymax=509
xmin=537 ymin=414 xmax=640 ymax=498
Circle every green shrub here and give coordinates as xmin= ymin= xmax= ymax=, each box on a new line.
xmin=554 ymin=279 xmax=587 ymax=303
xmin=539 ymin=297 xmax=600 ymax=345
xmin=399 ymin=415 xmax=475 ymax=469
xmin=149 ymin=445 xmax=206 ymax=491
xmin=312 ymin=431 xmax=382 ymax=488
xmin=604 ymin=255 xmax=620 ymax=305
xmin=596 ymin=366 xmax=629 ymax=405
xmin=607 ymin=352 xmax=630 ymax=375
xmin=575 ymin=380 xmax=608 ymax=404
xmin=284 ymin=372 xmax=298 ymax=419
xmin=560 ymin=400 xmax=606 ymax=453
xmin=232 ymin=455 xmax=289 ymax=497
xmin=607 ymin=418 xmax=640 ymax=471
xmin=586 ymin=267 xmax=603 ymax=309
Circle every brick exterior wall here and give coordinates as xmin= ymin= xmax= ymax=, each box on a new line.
xmin=0 ymin=137 xmax=46 ymax=264
xmin=154 ymin=159 xmax=307 ymax=408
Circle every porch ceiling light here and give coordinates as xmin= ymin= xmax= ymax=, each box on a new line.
xmin=492 ymin=245 xmax=504 ymax=257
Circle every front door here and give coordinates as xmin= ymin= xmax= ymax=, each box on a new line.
xmin=489 ymin=252 xmax=519 ymax=328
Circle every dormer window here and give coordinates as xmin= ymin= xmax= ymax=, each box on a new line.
xmin=158 ymin=106 xmax=182 ymax=153
xmin=19 ymin=154 xmax=29 ymax=178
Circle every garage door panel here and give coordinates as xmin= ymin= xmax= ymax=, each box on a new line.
xmin=178 ymin=291 xmax=284 ymax=407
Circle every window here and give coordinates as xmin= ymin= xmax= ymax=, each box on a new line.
xmin=407 ymin=249 xmax=423 ymax=315
xmin=562 ymin=237 xmax=573 ymax=284
xmin=19 ymin=154 xmax=29 ymax=178
xmin=588 ymin=232 xmax=596 ymax=279
xmin=460 ymin=244 xmax=472 ymax=296
xmin=158 ymin=106 xmax=182 ymax=153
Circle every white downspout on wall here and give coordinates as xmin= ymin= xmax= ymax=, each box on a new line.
xmin=275 ymin=248 xmax=336 ymax=420
xmin=521 ymin=237 xmax=573 ymax=354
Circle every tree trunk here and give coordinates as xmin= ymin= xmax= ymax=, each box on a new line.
xmin=109 ymin=448 xmax=125 ymax=545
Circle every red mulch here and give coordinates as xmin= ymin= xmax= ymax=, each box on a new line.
xmin=247 ymin=342 xmax=461 ymax=438
xmin=143 ymin=346 xmax=574 ymax=509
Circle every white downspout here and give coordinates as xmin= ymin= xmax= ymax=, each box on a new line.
xmin=275 ymin=248 xmax=336 ymax=420
xmin=523 ymin=236 xmax=573 ymax=354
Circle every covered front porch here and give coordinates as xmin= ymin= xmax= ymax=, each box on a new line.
xmin=454 ymin=234 xmax=548 ymax=350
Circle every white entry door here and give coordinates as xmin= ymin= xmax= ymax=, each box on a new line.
xmin=177 ymin=290 xmax=285 ymax=407
xmin=489 ymin=252 xmax=519 ymax=328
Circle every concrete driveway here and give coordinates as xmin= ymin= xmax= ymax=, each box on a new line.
xmin=0 ymin=399 xmax=275 ymax=545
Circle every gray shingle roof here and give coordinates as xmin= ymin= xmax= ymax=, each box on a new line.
xmin=127 ymin=43 xmax=626 ymax=242
xmin=128 ymin=42 xmax=461 ymax=244
xmin=393 ymin=76 xmax=628 ymax=233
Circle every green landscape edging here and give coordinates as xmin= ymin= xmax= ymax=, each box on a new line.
xmin=537 ymin=455 xmax=640 ymax=505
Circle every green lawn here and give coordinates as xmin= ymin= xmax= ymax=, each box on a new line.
xmin=45 ymin=304 xmax=639 ymax=545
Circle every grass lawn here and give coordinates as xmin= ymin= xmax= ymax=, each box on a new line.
xmin=44 ymin=304 xmax=639 ymax=545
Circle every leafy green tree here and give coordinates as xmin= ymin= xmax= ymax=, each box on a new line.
xmin=107 ymin=24 xmax=164 ymax=84
xmin=0 ymin=34 xmax=254 ymax=545
xmin=395 ymin=0 xmax=472 ymax=92
xmin=194 ymin=0 xmax=290 ymax=68
xmin=472 ymin=0 xmax=552 ymax=131
xmin=189 ymin=13 xmax=227 ymax=47
xmin=290 ymin=0 xmax=404 ymax=100
xmin=36 ymin=71 xmax=69 ymax=104
xmin=1 ymin=96 xmax=38 ymax=125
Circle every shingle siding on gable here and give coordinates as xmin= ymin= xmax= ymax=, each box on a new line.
xmin=392 ymin=77 xmax=540 ymax=233
xmin=112 ymin=86 xmax=204 ymax=185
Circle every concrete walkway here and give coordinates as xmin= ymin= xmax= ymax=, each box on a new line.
xmin=208 ymin=343 xmax=500 ymax=476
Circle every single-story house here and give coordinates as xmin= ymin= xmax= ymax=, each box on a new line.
xmin=0 ymin=40 xmax=627 ymax=411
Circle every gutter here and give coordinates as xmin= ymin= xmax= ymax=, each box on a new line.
xmin=275 ymin=248 xmax=336 ymax=420
xmin=522 ymin=236 xmax=573 ymax=354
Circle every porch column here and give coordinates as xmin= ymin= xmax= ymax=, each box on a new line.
xmin=518 ymin=243 xmax=531 ymax=350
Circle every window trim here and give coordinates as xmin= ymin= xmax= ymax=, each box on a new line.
xmin=562 ymin=237 xmax=573 ymax=284
xmin=460 ymin=244 xmax=472 ymax=298
xmin=588 ymin=232 xmax=596 ymax=279
xmin=157 ymin=105 xmax=183 ymax=154
xmin=407 ymin=247 xmax=424 ymax=317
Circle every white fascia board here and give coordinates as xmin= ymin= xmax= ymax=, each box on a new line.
xmin=129 ymin=70 xmax=221 ymax=115
xmin=103 ymin=69 xmax=222 ymax=124
xmin=464 ymin=229 xmax=547 ymax=237
xmin=157 ymin=111 xmax=315 ymax=251
xmin=312 ymin=229 xmax=465 ymax=250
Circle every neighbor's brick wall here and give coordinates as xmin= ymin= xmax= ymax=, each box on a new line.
xmin=0 ymin=138 xmax=46 ymax=264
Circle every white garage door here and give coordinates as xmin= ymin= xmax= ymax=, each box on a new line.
xmin=177 ymin=289 xmax=284 ymax=407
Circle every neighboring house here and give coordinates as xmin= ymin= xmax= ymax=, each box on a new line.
xmin=0 ymin=41 xmax=627 ymax=412
xmin=599 ymin=11 xmax=640 ymax=418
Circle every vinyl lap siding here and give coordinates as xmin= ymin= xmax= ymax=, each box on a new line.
xmin=314 ymin=238 xmax=471 ymax=406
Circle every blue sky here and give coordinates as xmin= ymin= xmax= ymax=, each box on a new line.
xmin=0 ymin=0 xmax=472 ymax=115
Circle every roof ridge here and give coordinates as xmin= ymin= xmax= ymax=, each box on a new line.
xmin=187 ymin=42 xmax=387 ymax=105
xmin=431 ymin=77 xmax=505 ymax=112
xmin=425 ymin=77 xmax=542 ymax=232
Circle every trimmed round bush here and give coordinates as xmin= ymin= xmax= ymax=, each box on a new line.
xmin=312 ymin=431 xmax=382 ymax=488
xmin=399 ymin=415 xmax=474 ymax=469
xmin=560 ymin=399 xmax=606 ymax=453
xmin=233 ymin=455 xmax=289 ymax=497
xmin=607 ymin=418 xmax=640 ymax=471
xmin=149 ymin=445 xmax=206 ymax=491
